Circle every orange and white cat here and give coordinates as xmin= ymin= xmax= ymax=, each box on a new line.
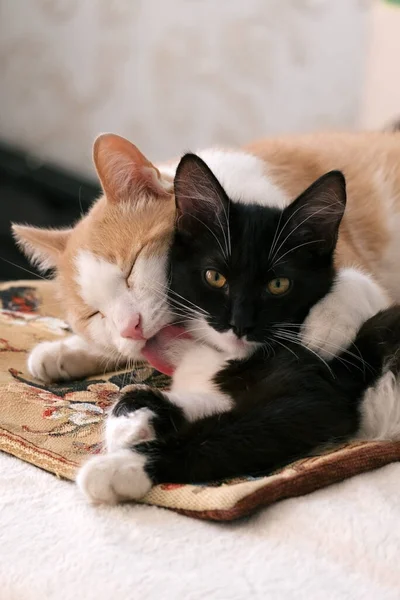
xmin=13 ymin=134 xmax=177 ymax=381
xmin=14 ymin=129 xmax=400 ymax=381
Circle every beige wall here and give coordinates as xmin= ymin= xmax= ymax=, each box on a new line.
xmin=361 ymin=1 xmax=400 ymax=128
xmin=0 ymin=0 xmax=368 ymax=179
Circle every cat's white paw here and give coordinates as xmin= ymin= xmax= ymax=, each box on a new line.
xmin=76 ymin=450 xmax=152 ymax=505
xmin=28 ymin=340 xmax=74 ymax=382
xmin=28 ymin=336 xmax=104 ymax=382
xmin=301 ymin=302 xmax=359 ymax=359
xmin=301 ymin=268 xmax=390 ymax=359
xmin=106 ymin=407 xmax=156 ymax=453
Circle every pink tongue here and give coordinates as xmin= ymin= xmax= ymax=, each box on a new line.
xmin=142 ymin=325 xmax=191 ymax=376
xmin=141 ymin=345 xmax=174 ymax=376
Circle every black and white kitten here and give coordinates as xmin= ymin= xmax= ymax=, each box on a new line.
xmin=77 ymin=155 xmax=400 ymax=505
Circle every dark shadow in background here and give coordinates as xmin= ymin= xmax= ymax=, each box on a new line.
xmin=0 ymin=142 xmax=100 ymax=280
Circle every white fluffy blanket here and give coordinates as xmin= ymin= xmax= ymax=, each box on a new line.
xmin=1 ymin=452 xmax=399 ymax=600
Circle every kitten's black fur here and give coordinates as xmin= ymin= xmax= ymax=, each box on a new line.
xmin=112 ymin=155 xmax=400 ymax=485
xmin=113 ymin=307 xmax=400 ymax=484
xmin=117 ymin=308 xmax=400 ymax=483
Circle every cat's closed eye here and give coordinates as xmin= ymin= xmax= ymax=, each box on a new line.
xmin=204 ymin=269 xmax=227 ymax=289
xmin=87 ymin=311 xmax=104 ymax=320
xmin=267 ymin=277 xmax=291 ymax=296
xmin=125 ymin=262 xmax=135 ymax=288
xmin=125 ymin=245 xmax=146 ymax=288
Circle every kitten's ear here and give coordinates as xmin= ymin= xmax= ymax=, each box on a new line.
xmin=12 ymin=225 xmax=72 ymax=271
xmin=93 ymin=133 xmax=173 ymax=203
xmin=174 ymin=153 xmax=229 ymax=230
xmin=282 ymin=170 xmax=346 ymax=255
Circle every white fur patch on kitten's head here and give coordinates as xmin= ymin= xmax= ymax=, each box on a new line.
xmin=13 ymin=133 xmax=176 ymax=360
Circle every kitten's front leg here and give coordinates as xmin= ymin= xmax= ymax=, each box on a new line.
xmin=28 ymin=334 xmax=119 ymax=382
xmin=106 ymin=342 xmax=231 ymax=451
xmin=77 ymin=385 xmax=186 ymax=504
xmin=77 ymin=345 xmax=232 ymax=504
xmin=105 ymin=385 xmax=186 ymax=453
xmin=301 ymin=268 xmax=390 ymax=359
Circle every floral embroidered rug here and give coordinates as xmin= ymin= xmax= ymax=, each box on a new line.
xmin=1 ymin=280 xmax=400 ymax=521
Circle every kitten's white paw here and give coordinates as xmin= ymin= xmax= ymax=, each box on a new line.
xmin=106 ymin=407 xmax=156 ymax=453
xmin=28 ymin=337 xmax=104 ymax=382
xmin=76 ymin=450 xmax=152 ymax=505
xmin=301 ymin=268 xmax=390 ymax=359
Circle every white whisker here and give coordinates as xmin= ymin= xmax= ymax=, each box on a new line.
xmin=267 ymin=202 xmax=308 ymax=264
xmin=0 ymin=256 xmax=52 ymax=282
xmin=272 ymin=337 xmax=300 ymax=362
xmin=268 ymin=210 xmax=284 ymax=261
xmin=270 ymin=204 xmax=336 ymax=266
xmin=272 ymin=322 xmax=372 ymax=375
xmin=271 ymin=239 xmax=323 ymax=268
xmin=273 ymin=332 xmax=335 ymax=378
xmin=183 ymin=213 xmax=228 ymax=262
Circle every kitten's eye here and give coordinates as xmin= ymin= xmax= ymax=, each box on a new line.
xmin=267 ymin=277 xmax=291 ymax=296
xmin=204 ymin=269 xmax=227 ymax=289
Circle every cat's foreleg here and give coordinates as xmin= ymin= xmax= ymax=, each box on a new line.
xmin=301 ymin=267 xmax=390 ymax=359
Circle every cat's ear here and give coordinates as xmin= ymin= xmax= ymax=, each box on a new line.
xmin=282 ymin=170 xmax=346 ymax=255
xmin=174 ymin=153 xmax=229 ymax=231
xmin=93 ymin=133 xmax=173 ymax=203
xmin=12 ymin=225 xmax=72 ymax=271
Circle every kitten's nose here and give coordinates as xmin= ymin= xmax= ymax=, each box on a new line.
xmin=121 ymin=314 xmax=145 ymax=340
xmin=231 ymin=323 xmax=253 ymax=339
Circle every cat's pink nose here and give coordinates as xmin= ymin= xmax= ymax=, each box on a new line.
xmin=121 ymin=314 xmax=145 ymax=340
